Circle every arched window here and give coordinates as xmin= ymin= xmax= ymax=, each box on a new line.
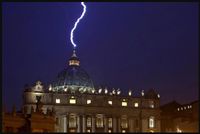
xmin=69 ymin=115 xmax=76 ymax=128
xmin=96 ymin=114 xmax=103 ymax=128
xmin=108 ymin=118 xmax=112 ymax=128
xmin=149 ymin=116 xmax=155 ymax=128
xmin=87 ymin=117 xmax=92 ymax=127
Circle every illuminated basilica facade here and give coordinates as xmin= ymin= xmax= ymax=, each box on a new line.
xmin=23 ymin=50 xmax=161 ymax=132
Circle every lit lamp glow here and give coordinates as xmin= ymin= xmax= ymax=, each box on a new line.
xmin=117 ymin=89 xmax=121 ymax=95
xmin=112 ymin=89 xmax=116 ymax=95
xmin=105 ymin=88 xmax=108 ymax=94
xmin=98 ymin=88 xmax=102 ymax=94
xmin=49 ymin=85 xmax=52 ymax=91
xmin=92 ymin=89 xmax=95 ymax=93
xmin=128 ymin=90 xmax=132 ymax=96
xmin=141 ymin=90 xmax=144 ymax=96
xmin=157 ymin=94 xmax=160 ymax=98
xmin=177 ymin=127 xmax=182 ymax=133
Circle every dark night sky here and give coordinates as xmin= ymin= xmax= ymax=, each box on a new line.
xmin=2 ymin=2 xmax=199 ymax=111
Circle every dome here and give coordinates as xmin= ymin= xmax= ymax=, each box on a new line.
xmin=52 ymin=50 xmax=94 ymax=93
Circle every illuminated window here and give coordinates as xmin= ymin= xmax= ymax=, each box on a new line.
xmin=87 ymin=99 xmax=91 ymax=104
xmin=108 ymin=130 xmax=112 ymax=133
xmin=149 ymin=101 xmax=154 ymax=108
xmin=177 ymin=108 xmax=180 ymax=111
xmin=108 ymin=101 xmax=112 ymax=105
xmin=87 ymin=129 xmax=91 ymax=133
xmin=187 ymin=106 xmax=190 ymax=109
xmin=69 ymin=99 xmax=76 ymax=104
xmin=122 ymin=102 xmax=127 ymax=107
xmin=149 ymin=116 xmax=155 ymax=128
xmin=121 ymin=118 xmax=128 ymax=128
xmin=108 ymin=118 xmax=112 ymax=128
xmin=181 ymin=107 xmax=183 ymax=110
xmin=87 ymin=117 xmax=92 ymax=127
xmin=69 ymin=115 xmax=76 ymax=128
xmin=190 ymin=105 xmax=192 ymax=108
xmin=96 ymin=115 xmax=103 ymax=128
xmin=56 ymin=99 xmax=60 ymax=104
xmin=184 ymin=106 xmax=186 ymax=109
xmin=69 ymin=60 xmax=79 ymax=66
xmin=134 ymin=102 xmax=139 ymax=107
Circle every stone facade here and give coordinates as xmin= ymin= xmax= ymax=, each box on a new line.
xmin=161 ymin=100 xmax=199 ymax=132
xmin=2 ymin=100 xmax=55 ymax=132
xmin=23 ymin=84 xmax=161 ymax=133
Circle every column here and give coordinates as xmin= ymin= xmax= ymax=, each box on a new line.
xmin=118 ymin=118 xmax=121 ymax=132
xmin=60 ymin=116 xmax=64 ymax=132
xmin=92 ymin=115 xmax=96 ymax=132
xmin=77 ymin=115 xmax=80 ymax=132
xmin=82 ymin=115 xmax=86 ymax=133
xmin=128 ymin=117 xmax=133 ymax=132
xmin=113 ymin=117 xmax=117 ymax=132
xmin=104 ymin=115 xmax=108 ymax=132
xmin=66 ymin=114 xmax=68 ymax=133
xmin=63 ymin=115 xmax=67 ymax=132
xmin=79 ymin=115 xmax=83 ymax=132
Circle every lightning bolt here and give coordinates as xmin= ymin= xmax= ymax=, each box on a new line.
xmin=70 ymin=2 xmax=86 ymax=48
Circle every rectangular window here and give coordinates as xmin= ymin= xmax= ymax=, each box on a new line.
xmin=87 ymin=99 xmax=91 ymax=104
xmin=108 ymin=100 xmax=112 ymax=105
xmin=69 ymin=99 xmax=76 ymax=104
xmin=56 ymin=99 xmax=60 ymax=104
xmin=122 ymin=102 xmax=127 ymax=107
xmin=134 ymin=102 xmax=139 ymax=107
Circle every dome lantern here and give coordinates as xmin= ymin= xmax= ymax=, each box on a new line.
xmin=69 ymin=50 xmax=80 ymax=66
